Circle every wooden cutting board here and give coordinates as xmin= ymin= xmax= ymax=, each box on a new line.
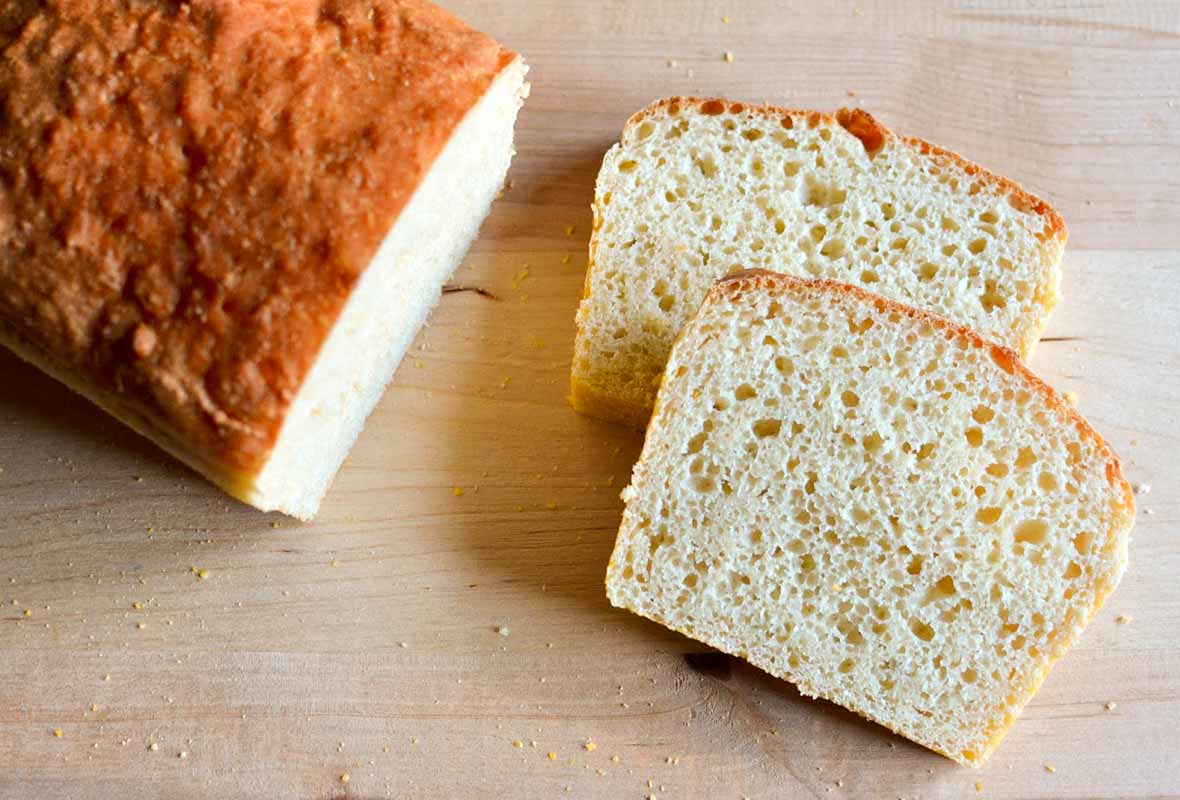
xmin=1 ymin=2 xmax=1176 ymax=798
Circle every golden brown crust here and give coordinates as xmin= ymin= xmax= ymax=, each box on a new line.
xmin=0 ymin=0 xmax=515 ymax=477
xmin=710 ymin=270 xmax=1133 ymax=509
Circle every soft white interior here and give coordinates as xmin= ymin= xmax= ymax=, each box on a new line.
xmin=606 ymin=277 xmax=1132 ymax=765
xmin=250 ymin=58 xmax=528 ymax=519
xmin=573 ymin=102 xmax=1065 ymax=420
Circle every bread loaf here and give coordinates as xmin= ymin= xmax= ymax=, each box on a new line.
xmin=573 ymin=98 xmax=1066 ymax=427
xmin=0 ymin=0 xmax=528 ymax=518
xmin=605 ymin=271 xmax=1133 ymax=765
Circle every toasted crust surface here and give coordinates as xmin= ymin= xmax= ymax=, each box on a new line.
xmin=573 ymin=97 xmax=1068 ymax=428
xmin=0 ymin=0 xmax=514 ymax=477
xmin=606 ymin=271 xmax=1132 ymax=765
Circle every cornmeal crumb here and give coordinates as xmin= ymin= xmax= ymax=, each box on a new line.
xmin=975 ymin=781 xmax=983 ymax=792
xmin=131 ymin=602 xmax=142 ymax=610
xmin=452 ymin=486 xmax=464 ymax=497
xmin=548 ymin=752 xmax=557 ymax=760
xmin=496 ymin=625 xmax=510 ymax=637
xmin=562 ymin=254 xmax=572 ymax=264
xmin=149 ymin=742 xmax=159 ymax=751
xmin=721 ymin=15 xmax=730 ymax=23
xmin=53 ymin=728 xmax=63 ymax=738
xmin=513 ymin=740 xmax=523 ymax=748
xmin=1134 ymin=483 xmax=1151 ymax=495
xmin=1104 ymin=701 xmax=1117 ymax=711
xmin=584 ymin=740 xmax=597 ymax=751
xmin=1064 ymin=391 xmax=1080 ymax=406
xmin=723 ymin=51 xmax=734 ymax=63
xmin=22 ymin=609 xmax=31 ymax=617
xmin=1044 ymin=764 xmax=1056 ymax=774
xmin=340 ymin=773 xmax=350 ymax=784
xmin=1116 ymin=614 xmax=1132 ymax=624
xmin=565 ymin=225 xmax=575 ymax=236
xmin=136 ymin=622 xmax=146 ymax=630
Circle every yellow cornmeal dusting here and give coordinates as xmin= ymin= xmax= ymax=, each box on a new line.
xmin=452 ymin=487 xmax=465 ymax=497
xmin=565 ymin=225 xmax=575 ymax=236
xmin=136 ymin=622 xmax=146 ymax=630
xmin=1064 ymin=391 xmax=1080 ymax=406
xmin=548 ymin=752 xmax=557 ymax=760
xmin=1045 ymin=764 xmax=1056 ymax=774
xmin=52 ymin=728 xmax=62 ymax=738
xmin=723 ymin=51 xmax=734 ymax=62
xmin=131 ymin=602 xmax=142 ymax=610
xmin=584 ymin=740 xmax=597 ymax=752
xmin=513 ymin=740 xmax=523 ymax=748
xmin=340 ymin=773 xmax=350 ymax=784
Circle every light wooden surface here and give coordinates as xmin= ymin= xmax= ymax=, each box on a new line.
xmin=1 ymin=2 xmax=1178 ymax=798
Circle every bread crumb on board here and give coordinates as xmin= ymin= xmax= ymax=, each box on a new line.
xmin=496 ymin=625 xmax=510 ymax=637
xmin=723 ymin=51 xmax=735 ymax=63
xmin=1063 ymin=390 xmax=1080 ymax=406
xmin=1104 ymin=701 xmax=1118 ymax=711
xmin=1115 ymin=614 xmax=1132 ymax=624
xmin=339 ymin=773 xmax=350 ymax=784
xmin=1134 ymin=483 xmax=1151 ymax=495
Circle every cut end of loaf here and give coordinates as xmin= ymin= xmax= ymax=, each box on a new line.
xmin=573 ymin=96 xmax=1068 ymax=428
xmin=606 ymin=273 xmax=1132 ymax=766
xmin=232 ymin=58 xmax=529 ymax=519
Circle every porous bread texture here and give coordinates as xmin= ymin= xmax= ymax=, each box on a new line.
xmin=573 ymin=98 xmax=1067 ymax=427
xmin=605 ymin=272 xmax=1133 ymax=766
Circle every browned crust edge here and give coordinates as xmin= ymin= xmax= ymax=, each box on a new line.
xmin=625 ymin=97 xmax=1067 ymax=244
xmin=714 ymin=268 xmax=1128 ymax=506
xmin=0 ymin=322 xmax=256 ymax=506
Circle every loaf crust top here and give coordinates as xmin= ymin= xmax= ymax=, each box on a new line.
xmin=0 ymin=0 xmax=513 ymax=476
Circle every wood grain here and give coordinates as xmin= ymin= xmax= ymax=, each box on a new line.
xmin=1 ymin=1 xmax=1177 ymax=798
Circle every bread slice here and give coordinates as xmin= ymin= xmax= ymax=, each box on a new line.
xmin=573 ymin=98 xmax=1067 ymax=427
xmin=605 ymin=271 xmax=1133 ymax=766
xmin=0 ymin=1 xmax=527 ymax=519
